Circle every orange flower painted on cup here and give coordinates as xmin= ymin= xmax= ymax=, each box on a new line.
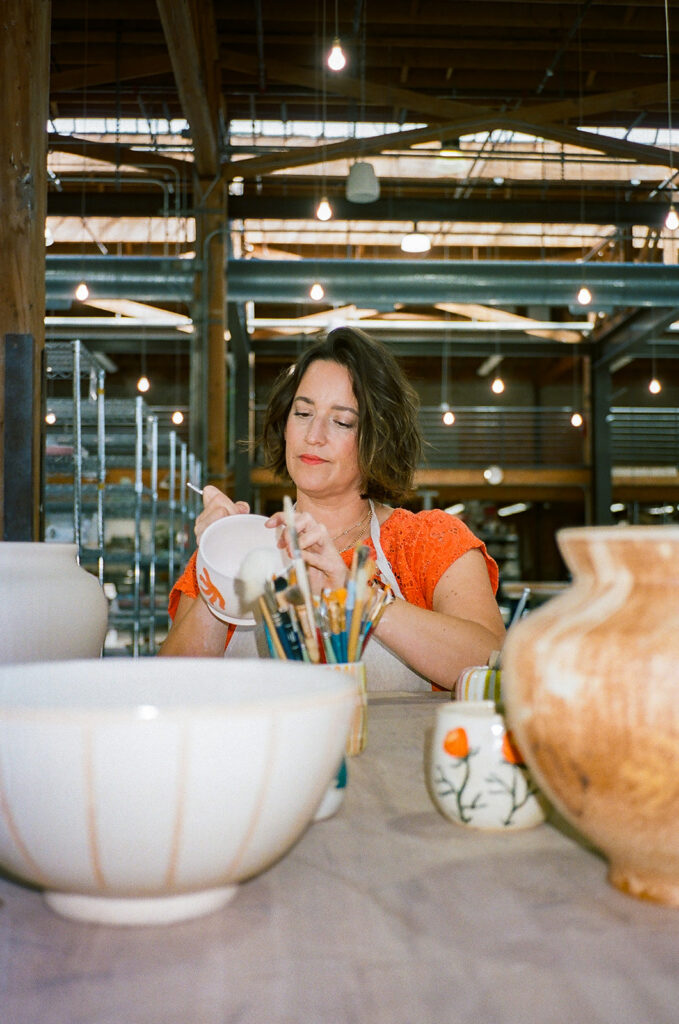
xmin=443 ymin=727 xmax=469 ymax=759
xmin=198 ymin=567 xmax=226 ymax=611
xmin=502 ymin=729 xmax=525 ymax=766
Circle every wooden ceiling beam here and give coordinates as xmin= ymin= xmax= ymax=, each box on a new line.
xmin=48 ymin=134 xmax=191 ymax=176
xmin=224 ymin=53 xmax=678 ymax=179
xmin=156 ymin=0 xmax=220 ymax=177
xmin=50 ymin=53 xmax=171 ymax=92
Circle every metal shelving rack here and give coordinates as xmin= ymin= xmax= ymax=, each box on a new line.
xmin=44 ymin=340 xmax=201 ymax=655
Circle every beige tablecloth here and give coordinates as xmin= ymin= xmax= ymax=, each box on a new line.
xmin=3 ymin=692 xmax=678 ymax=1024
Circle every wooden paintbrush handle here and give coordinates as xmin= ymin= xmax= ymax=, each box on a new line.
xmin=258 ymin=597 xmax=287 ymax=659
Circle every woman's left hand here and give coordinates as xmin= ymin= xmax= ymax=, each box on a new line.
xmin=266 ymin=509 xmax=347 ymax=593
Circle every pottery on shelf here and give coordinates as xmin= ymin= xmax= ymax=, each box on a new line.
xmin=502 ymin=525 xmax=679 ymax=906
xmin=0 ymin=542 xmax=108 ymax=663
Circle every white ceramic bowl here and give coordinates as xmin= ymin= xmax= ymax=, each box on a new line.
xmin=0 ymin=658 xmax=357 ymax=925
xmin=196 ymin=514 xmax=289 ymax=625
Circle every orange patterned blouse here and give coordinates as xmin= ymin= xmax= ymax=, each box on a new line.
xmin=168 ymin=509 xmax=498 ymax=621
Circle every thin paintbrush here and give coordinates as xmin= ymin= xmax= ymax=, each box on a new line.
xmin=317 ymin=591 xmax=337 ymax=663
xmin=325 ymin=589 xmax=345 ymax=663
xmin=282 ymin=496 xmax=320 ymax=662
xmin=347 ymin=547 xmax=373 ymax=662
xmin=357 ymin=584 xmax=393 ymax=658
xmin=285 ymin=584 xmax=318 ymax=663
xmin=273 ymin=575 xmax=304 ymax=660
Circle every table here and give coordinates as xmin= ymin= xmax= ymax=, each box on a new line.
xmin=3 ymin=693 xmax=678 ymax=1024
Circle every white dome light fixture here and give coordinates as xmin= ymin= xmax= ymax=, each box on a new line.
xmin=346 ymin=161 xmax=380 ymax=203
xmin=483 ymin=465 xmax=504 ymax=485
xmin=400 ymin=223 xmax=431 ymax=253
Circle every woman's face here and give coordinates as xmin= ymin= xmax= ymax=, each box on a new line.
xmin=284 ymin=359 xmax=362 ymax=499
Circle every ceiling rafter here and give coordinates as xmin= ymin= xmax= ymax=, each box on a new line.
xmin=48 ymin=133 xmax=191 ymax=176
xmin=156 ymin=0 xmax=220 ymax=177
xmin=224 ymin=57 xmax=679 ymax=180
xmin=50 ymin=52 xmax=172 ymax=92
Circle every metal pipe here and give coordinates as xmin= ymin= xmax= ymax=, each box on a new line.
xmin=45 ymin=255 xmax=679 ymax=308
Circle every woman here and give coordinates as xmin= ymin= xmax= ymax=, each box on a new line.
xmin=160 ymin=327 xmax=505 ymax=690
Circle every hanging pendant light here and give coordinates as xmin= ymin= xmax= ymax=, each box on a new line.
xmin=327 ymin=38 xmax=346 ymax=71
xmin=316 ymin=196 xmax=333 ymax=221
xmin=570 ymin=411 xmax=584 ymax=428
xmin=577 ymin=285 xmax=592 ymax=306
xmin=491 ymin=375 xmax=505 ymax=395
xmin=401 ymin=223 xmax=431 ymax=253
xmin=665 ymin=205 xmax=679 ymax=231
xmin=440 ymin=403 xmax=455 ymax=426
xmin=346 ymin=161 xmax=380 ymax=203
xmin=75 ymin=281 xmax=89 ymax=301
xmin=137 ymin=375 xmax=150 ymax=394
xmin=309 ymin=282 xmax=325 ymax=301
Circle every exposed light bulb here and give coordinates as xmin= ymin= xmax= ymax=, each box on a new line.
xmin=577 ymin=285 xmax=592 ymax=306
xmin=137 ymin=375 xmax=150 ymax=393
xmin=491 ymin=376 xmax=505 ymax=395
xmin=570 ymin=411 xmax=583 ymax=428
xmin=665 ymin=205 xmax=679 ymax=231
xmin=75 ymin=281 xmax=89 ymax=301
xmin=310 ymin=282 xmax=325 ymax=300
xmin=649 ymin=377 xmax=662 ymax=394
xmin=327 ymin=38 xmax=346 ymax=71
xmin=171 ymin=410 xmax=184 ymax=425
xmin=316 ymin=196 xmax=332 ymax=221
xmin=442 ymin=409 xmax=456 ymax=426
xmin=44 ymin=410 xmax=57 ymax=425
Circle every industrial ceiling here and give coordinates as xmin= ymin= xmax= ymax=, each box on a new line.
xmin=45 ymin=1 xmax=679 ymax=419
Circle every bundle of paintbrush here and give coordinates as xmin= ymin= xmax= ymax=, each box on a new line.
xmin=237 ymin=528 xmax=393 ymax=664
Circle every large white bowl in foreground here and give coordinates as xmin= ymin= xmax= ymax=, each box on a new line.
xmin=0 ymin=658 xmax=357 ymax=925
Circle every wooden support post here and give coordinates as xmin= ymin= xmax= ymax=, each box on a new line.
xmin=192 ymin=176 xmax=227 ymax=492
xmin=0 ymin=0 xmax=51 ymax=539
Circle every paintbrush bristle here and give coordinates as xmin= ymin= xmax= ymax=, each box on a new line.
xmin=236 ymin=546 xmax=282 ymax=606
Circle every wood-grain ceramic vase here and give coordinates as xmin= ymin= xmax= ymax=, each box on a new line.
xmin=0 ymin=542 xmax=108 ymax=663
xmin=502 ymin=525 xmax=679 ymax=906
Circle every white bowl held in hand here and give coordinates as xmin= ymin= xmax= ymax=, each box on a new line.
xmin=0 ymin=658 xmax=357 ymax=925
xmin=196 ymin=514 xmax=289 ymax=625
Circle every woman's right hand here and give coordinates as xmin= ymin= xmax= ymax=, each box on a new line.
xmin=194 ymin=485 xmax=250 ymax=546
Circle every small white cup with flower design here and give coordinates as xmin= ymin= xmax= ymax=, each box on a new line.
xmin=427 ymin=700 xmax=547 ymax=830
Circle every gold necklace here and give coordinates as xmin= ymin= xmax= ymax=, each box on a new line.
xmin=335 ymin=507 xmax=372 ymax=553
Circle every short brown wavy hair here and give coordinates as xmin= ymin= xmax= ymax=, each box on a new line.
xmin=260 ymin=327 xmax=422 ymax=504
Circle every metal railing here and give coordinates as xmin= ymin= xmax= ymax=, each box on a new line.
xmin=253 ymin=403 xmax=678 ymax=470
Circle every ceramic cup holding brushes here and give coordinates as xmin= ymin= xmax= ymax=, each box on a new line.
xmin=236 ymin=502 xmax=393 ymax=759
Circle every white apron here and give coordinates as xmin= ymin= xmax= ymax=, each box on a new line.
xmin=224 ymin=501 xmax=431 ymax=692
